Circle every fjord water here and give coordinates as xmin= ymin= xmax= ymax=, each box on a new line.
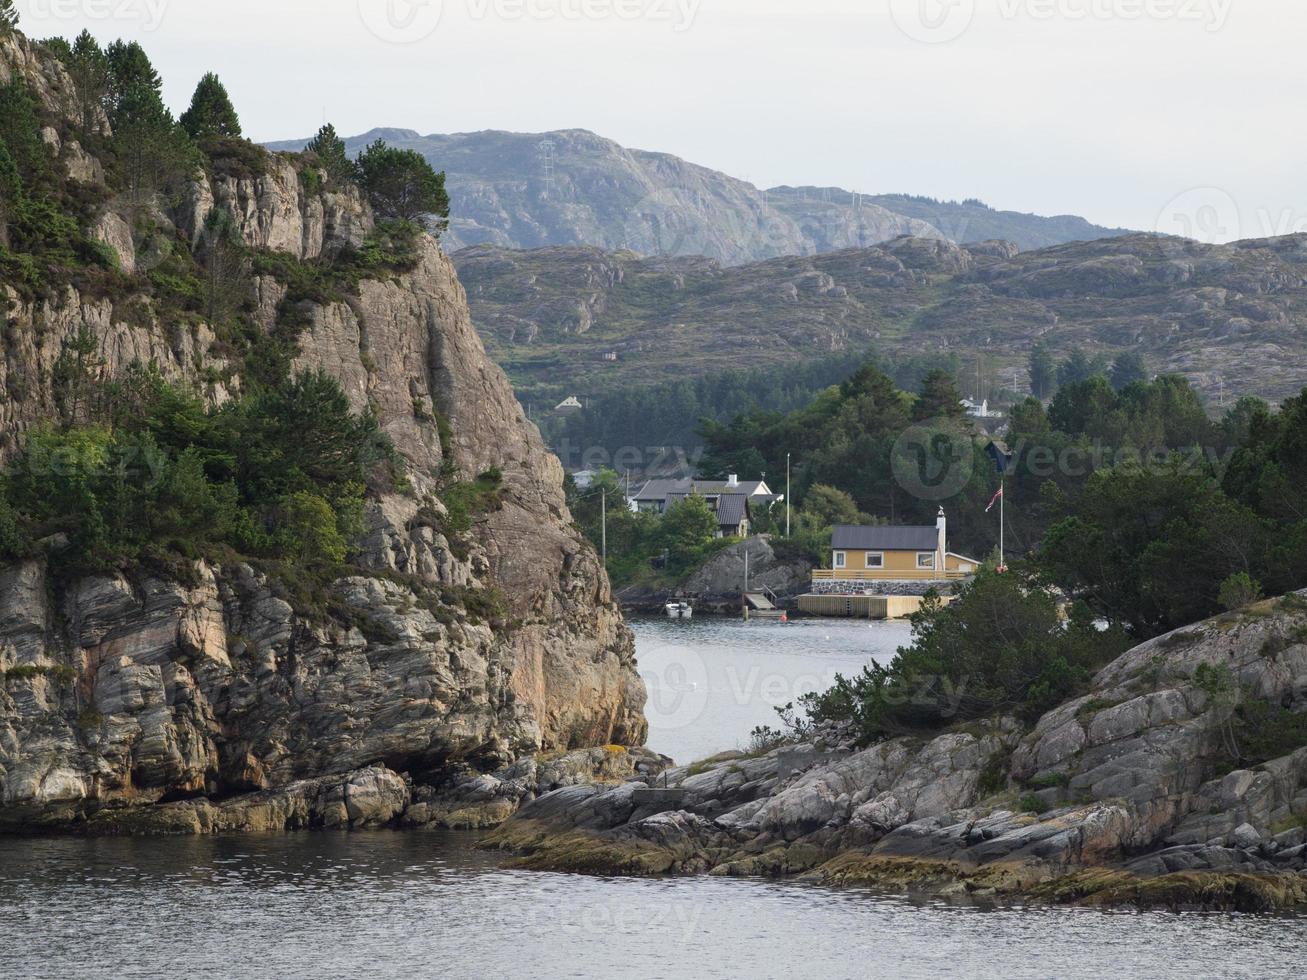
xmin=4 ymin=617 xmax=1305 ymax=979
xmin=4 ymin=832 xmax=1304 ymax=979
xmin=634 ymin=616 xmax=911 ymax=764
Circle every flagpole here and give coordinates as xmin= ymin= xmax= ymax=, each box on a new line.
xmin=999 ymin=477 xmax=1005 ymax=572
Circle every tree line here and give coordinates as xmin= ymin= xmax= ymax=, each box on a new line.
xmin=1 ymin=22 xmax=449 ymax=301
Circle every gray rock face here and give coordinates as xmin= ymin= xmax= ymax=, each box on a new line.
xmin=682 ymin=537 xmax=811 ymax=598
xmin=486 ymin=594 xmax=1307 ymax=905
xmin=0 ymin=35 xmax=647 ymax=833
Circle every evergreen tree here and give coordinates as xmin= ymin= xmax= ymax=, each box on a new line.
xmin=913 ymin=368 xmax=967 ymax=422
xmin=67 ymin=31 xmax=112 ymax=132
xmin=103 ymin=45 xmax=197 ymax=203
xmin=355 ymin=139 xmax=449 ymax=229
xmin=305 ymin=123 xmax=355 ymax=184
xmin=0 ymin=141 xmax=22 ymax=245
xmin=197 ymin=209 xmax=249 ymax=328
xmin=1109 ymin=351 xmax=1148 ymax=391
xmin=1 ymin=0 xmax=19 ymax=35
xmin=179 ymin=72 xmax=242 ymax=141
xmin=1056 ymin=349 xmax=1109 ymax=388
xmin=0 ymin=82 xmax=48 ymax=183
xmin=1028 ymin=342 xmax=1056 ymax=400
xmin=105 ymin=40 xmax=162 ymax=117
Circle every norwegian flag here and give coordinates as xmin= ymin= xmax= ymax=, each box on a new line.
xmin=985 ymin=486 xmax=1004 ymax=513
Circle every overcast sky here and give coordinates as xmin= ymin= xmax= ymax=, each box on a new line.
xmin=16 ymin=0 xmax=1303 ymax=240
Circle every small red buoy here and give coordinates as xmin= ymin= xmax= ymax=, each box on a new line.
xmin=780 ymin=612 xmax=789 ymax=623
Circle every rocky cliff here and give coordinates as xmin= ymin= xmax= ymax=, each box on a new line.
xmin=265 ymin=128 xmax=1131 ymax=264
xmin=484 ymin=593 xmax=1307 ymax=911
xmin=0 ymin=31 xmax=646 ymax=832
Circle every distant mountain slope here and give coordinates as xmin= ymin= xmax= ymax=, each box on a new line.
xmin=267 ymin=128 xmax=1132 ymax=264
xmin=452 ymin=234 xmax=1307 ymax=407
xmin=864 ymin=193 xmax=1131 ymax=251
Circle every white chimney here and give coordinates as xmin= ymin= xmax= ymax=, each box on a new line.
xmin=727 ymin=474 xmax=739 ymax=488
xmin=937 ymin=507 xmax=947 ymax=573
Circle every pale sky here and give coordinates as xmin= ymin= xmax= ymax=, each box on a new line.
xmin=16 ymin=0 xmax=1303 ymax=240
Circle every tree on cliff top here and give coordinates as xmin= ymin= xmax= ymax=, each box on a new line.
xmin=180 ymin=72 xmax=242 ymax=141
xmin=305 ymin=123 xmax=355 ymax=184
xmin=1 ymin=0 xmax=19 ymax=35
xmin=355 ymin=139 xmax=449 ymax=231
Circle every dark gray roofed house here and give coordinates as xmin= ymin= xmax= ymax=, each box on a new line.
xmin=713 ymin=494 xmax=750 ymax=538
xmin=831 ymin=525 xmax=940 ymax=552
xmin=628 ymin=474 xmax=779 ymax=517
xmin=658 ymin=492 xmax=751 ymax=538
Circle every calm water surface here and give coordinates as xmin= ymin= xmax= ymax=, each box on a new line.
xmin=3 ymin=617 xmax=1303 ymax=978
xmin=1 ymin=832 xmax=1303 ymax=979
xmin=634 ymin=616 xmax=909 ymax=764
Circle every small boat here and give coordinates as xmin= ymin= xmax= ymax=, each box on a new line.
xmin=664 ymin=601 xmax=693 ymax=619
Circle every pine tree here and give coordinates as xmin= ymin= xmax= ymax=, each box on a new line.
xmin=197 ymin=209 xmax=249 ymax=329
xmin=355 ymin=139 xmax=449 ymax=229
xmin=103 ymin=42 xmax=197 ymax=203
xmin=179 ymin=72 xmax=242 ymax=141
xmin=105 ymin=40 xmax=162 ymax=118
xmin=1 ymin=0 xmax=19 ymax=35
xmin=0 ymin=141 xmax=22 ymax=245
xmin=913 ymin=369 xmax=967 ymax=422
xmin=67 ymin=30 xmax=112 ymax=132
xmin=305 ymin=123 xmax=355 ymax=184
xmin=1109 ymin=351 xmax=1148 ymax=391
xmin=1056 ymin=349 xmax=1109 ymax=389
xmin=1028 ymin=342 xmax=1056 ymax=401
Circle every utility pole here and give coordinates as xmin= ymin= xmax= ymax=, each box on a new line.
xmin=601 ymin=487 xmax=608 ymax=567
xmin=743 ymin=547 xmax=750 ymax=621
xmin=786 ymin=452 xmax=792 ymax=537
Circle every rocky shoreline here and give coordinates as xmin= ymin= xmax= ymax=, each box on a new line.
xmin=480 ymin=593 xmax=1307 ymax=912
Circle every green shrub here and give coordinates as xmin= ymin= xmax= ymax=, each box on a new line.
xmin=1219 ymin=572 xmax=1263 ymax=612
xmin=1018 ymin=792 xmax=1048 ymax=815
xmin=799 ymin=569 xmax=1131 ymax=744
xmin=1 ymin=367 xmax=397 ymax=576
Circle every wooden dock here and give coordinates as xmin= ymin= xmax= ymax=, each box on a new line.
xmin=797 ymin=594 xmax=949 ymax=620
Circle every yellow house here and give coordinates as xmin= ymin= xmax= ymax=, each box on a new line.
xmin=812 ymin=509 xmax=981 ymax=583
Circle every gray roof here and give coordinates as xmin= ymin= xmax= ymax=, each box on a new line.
xmin=832 ymin=525 xmax=938 ymax=552
xmin=633 ymin=479 xmax=693 ymax=501
xmin=664 ymin=492 xmax=750 ymax=530
xmin=631 ymin=478 xmax=770 ymax=501
xmin=714 ymin=494 xmax=750 ymax=529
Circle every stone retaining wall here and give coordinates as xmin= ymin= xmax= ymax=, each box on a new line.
xmin=806 ymin=578 xmax=970 ymax=597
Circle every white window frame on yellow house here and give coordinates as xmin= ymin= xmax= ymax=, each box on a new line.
xmin=834 ymin=551 xmax=847 ymax=569
xmin=866 ymin=552 xmax=885 ymax=568
xmin=917 ymin=552 xmax=936 ymax=570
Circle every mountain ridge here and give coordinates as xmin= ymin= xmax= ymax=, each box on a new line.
xmin=451 ymin=232 xmax=1307 ymax=409
xmin=266 ymin=127 xmax=1133 ymax=263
